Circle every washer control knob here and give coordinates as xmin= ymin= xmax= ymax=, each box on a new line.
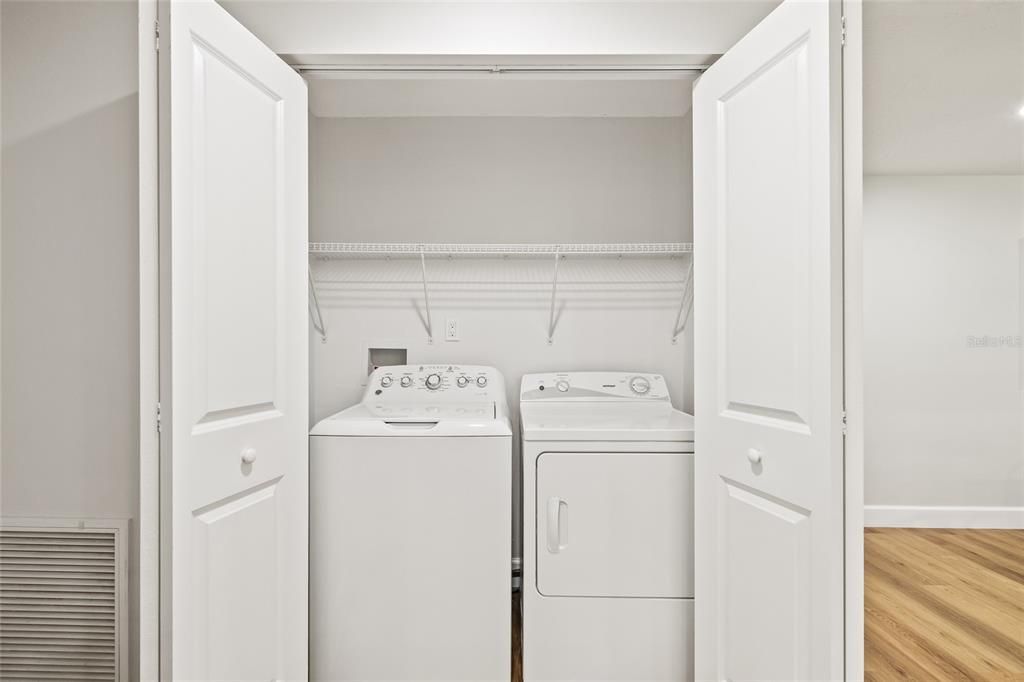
xmin=629 ymin=376 xmax=651 ymax=395
xmin=476 ymin=375 xmax=488 ymax=388
xmin=400 ymin=376 xmax=412 ymax=388
xmin=425 ymin=373 xmax=442 ymax=390
xmin=380 ymin=376 xmax=393 ymax=388
xmin=556 ymin=380 xmax=570 ymax=392
xmin=456 ymin=375 xmax=469 ymax=388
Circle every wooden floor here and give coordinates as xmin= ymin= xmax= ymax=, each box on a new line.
xmin=512 ymin=591 xmax=522 ymax=682
xmin=865 ymin=528 xmax=1024 ymax=680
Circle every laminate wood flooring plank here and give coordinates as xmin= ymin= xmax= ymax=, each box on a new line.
xmin=865 ymin=528 xmax=1024 ymax=680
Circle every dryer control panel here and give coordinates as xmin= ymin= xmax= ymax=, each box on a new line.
xmin=520 ymin=372 xmax=671 ymax=402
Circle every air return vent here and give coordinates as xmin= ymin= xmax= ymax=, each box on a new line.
xmin=0 ymin=518 xmax=128 ymax=681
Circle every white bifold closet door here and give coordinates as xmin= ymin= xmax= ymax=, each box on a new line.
xmin=158 ymin=0 xmax=309 ymax=679
xmin=694 ymin=0 xmax=846 ymax=680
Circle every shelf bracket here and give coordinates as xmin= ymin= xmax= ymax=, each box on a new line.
xmin=547 ymin=246 xmax=562 ymax=344
xmin=420 ymin=248 xmax=434 ymax=343
xmin=671 ymin=257 xmax=694 ymax=344
xmin=308 ymin=266 xmax=327 ymax=343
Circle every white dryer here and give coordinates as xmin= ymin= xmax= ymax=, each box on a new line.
xmin=310 ymin=364 xmax=512 ymax=681
xmin=520 ymin=371 xmax=695 ymax=681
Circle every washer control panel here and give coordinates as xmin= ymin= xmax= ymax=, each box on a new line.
xmin=366 ymin=365 xmax=501 ymax=400
xmin=520 ymin=372 xmax=670 ymax=402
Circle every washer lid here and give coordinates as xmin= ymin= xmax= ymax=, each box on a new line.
xmin=520 ymin=402 xmax=694 ymax=442
xmin=311 ymin=364 xmax=513 ymax=436
xmin=310 ymin=403 xmax=513 ymax=437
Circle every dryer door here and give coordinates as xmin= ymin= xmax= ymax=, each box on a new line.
xmin=535 ymin=451 xmax=694 ymax=599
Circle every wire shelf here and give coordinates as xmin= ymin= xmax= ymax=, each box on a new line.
xmin=309 ymin=257 xmax=688 ymax=285
xmin=307 ymin=242 xmax=694 ymax=344
xmin=309 ymin=242 xmax=693 ymax=257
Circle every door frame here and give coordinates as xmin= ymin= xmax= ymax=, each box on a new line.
xmin=138 ymin=0 xmax=160 ymax=679
xmin=841 ymin=1 xmax=865 ymax=679
xmin=136 ymin=1 xmax=864 ymax=677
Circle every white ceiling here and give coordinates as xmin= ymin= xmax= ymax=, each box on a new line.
xmin=864 ymin=0 xmax=1024 ymax=175
xmin=219 ymin=0 xmax=780 ymax=62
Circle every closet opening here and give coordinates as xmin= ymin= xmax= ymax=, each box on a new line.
xmin=303 ymin=69 xmax=698 ymax=681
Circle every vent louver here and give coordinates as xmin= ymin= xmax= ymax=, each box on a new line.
xmin=0 ymin=520 xmax=127 ymax=681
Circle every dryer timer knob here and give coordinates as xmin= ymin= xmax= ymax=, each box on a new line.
xmin=425 ymin=373 xmax=442 ymax=390
xmin=476 ymin=375 xmax=488 ymax=388
xmin=630 ymin=376 xmax=651 ymax=395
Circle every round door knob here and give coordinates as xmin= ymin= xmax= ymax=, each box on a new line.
xmin=380 ymin=376 xmax=393 ymax=388
xmin=747 ymin=448 xmax=763 ymax=465
xmin=400 ymin=376 xmax=412 ymax=387
xmin=241 ymin=448 xmax=257 ymax=465
xmin=457 ymin=376 xmax=469 ymax=387
xmin=476 ymin=375 xmax=488 ymax=388
xmin=425 ymin=373 xmax=442 ymax=390
xmin=556 ymin=380 xmax=570 ymax=392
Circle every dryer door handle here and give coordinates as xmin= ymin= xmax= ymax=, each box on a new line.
xmin=546 ymin=497 xmax=569 ymax=553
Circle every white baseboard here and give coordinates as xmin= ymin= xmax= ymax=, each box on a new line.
xmin=865 ymin=505 xmax=1024 ymax=529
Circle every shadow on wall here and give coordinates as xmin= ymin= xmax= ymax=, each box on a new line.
xmin=1 ymin=93 xmax=140 ymax=520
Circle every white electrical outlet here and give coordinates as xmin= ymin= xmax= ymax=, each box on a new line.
xmin=445 ymin=318 xmax=460 ymax=342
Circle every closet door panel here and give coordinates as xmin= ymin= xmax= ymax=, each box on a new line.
xmin=693 ymin=0 xmax=845 ymax=679
xmin=189 ymin=37 xmax=283 ymax=424
xmin=160 ymin=1 xmax=308 ymax=679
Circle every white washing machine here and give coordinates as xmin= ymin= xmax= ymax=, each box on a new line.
xmin=520 ymin=372 xmax=695 ymax=681
xmin=310 ymin=364 xmax=512 ymax=681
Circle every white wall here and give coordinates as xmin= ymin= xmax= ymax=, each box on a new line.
xmin=863 ymin=0 xmax=1024 ymax=176
xmin=309 ymin=113 xmax=694 ymax=557
xmin=0 ymin=0 xmax=139 ymax=672
xmin=864 ymin=176 xmax=1024 ymax=520
xmin=311 ymin=115 xmax=692 ymax=246
xmin=310 ymin=114 xmax=693 ymax=418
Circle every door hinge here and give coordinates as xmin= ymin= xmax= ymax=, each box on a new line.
xmin=841 ymin=410 xmax=847 ymax=436
xmin=154 ymin=20 xmax=160 ymax=52
xmin=841 ymin=15 xmax=846 ymax=47
xmin=156 ymin=402 xmax=162 ymax=433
